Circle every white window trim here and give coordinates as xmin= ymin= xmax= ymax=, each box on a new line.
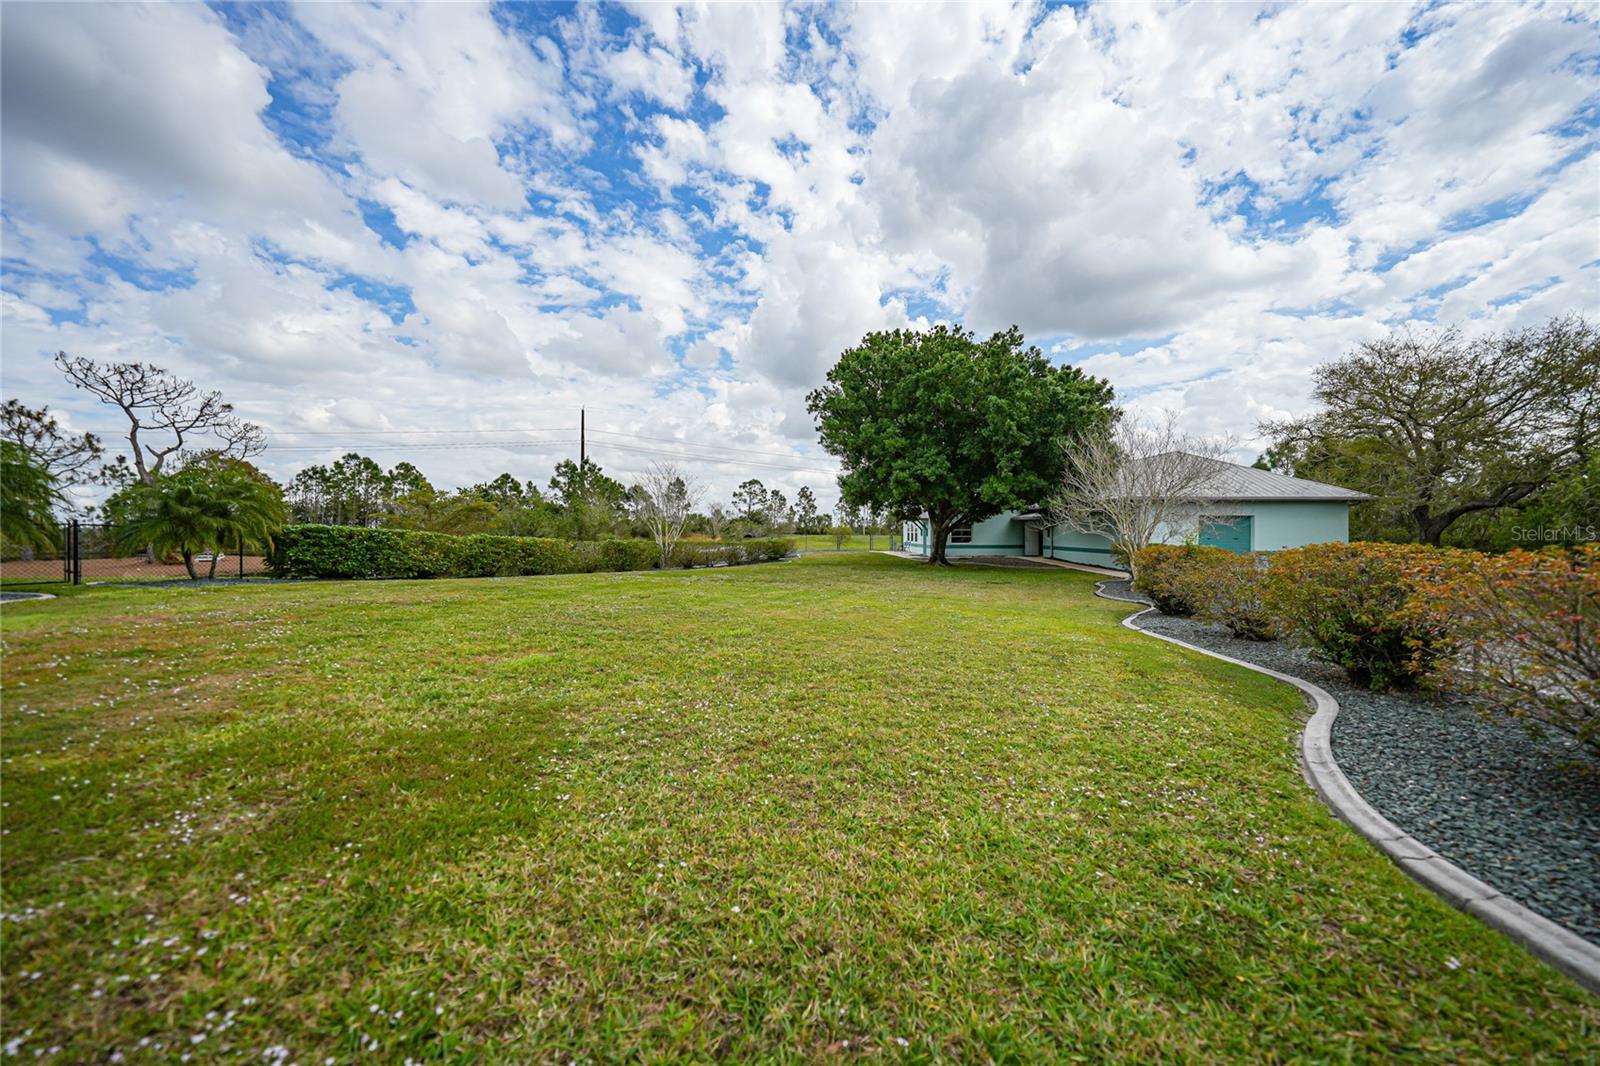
xmin=948 ymin=525 xmax=973 ymax=544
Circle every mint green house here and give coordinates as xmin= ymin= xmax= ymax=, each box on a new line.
xmin=901 ymin=457 xmax=1368 ymax=567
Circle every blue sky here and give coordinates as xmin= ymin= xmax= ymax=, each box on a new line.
xmin=2 ymin=1 xmax=1597 ymax=507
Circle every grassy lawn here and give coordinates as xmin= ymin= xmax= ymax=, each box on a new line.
xmin=788 ymin=533 xmax=894 ymax=553
xmin=1 ymin=554 xmax=1593 ymax=1062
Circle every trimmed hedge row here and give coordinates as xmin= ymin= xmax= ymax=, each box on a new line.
xmin=1413 ymin=544 xmax=1597 ymax=754
xmin=670 ymin=538 xmax=794 ymax=568
xmin=1134 ymin=542 xmax=1596 ymax=755
xmin=1135 ymin=541 xmax=1470 ymax=688
xmin=265 ymin=525 xmax=793 ymax=580
xmin=1267 ymin=542 xmax=1473 ymax=690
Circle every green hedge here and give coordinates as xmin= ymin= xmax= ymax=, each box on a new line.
xmin=742 ymin=537 xmax=795 ymax=562
xmin=596 ymin=539 xmax=660 ymax=572
xmin=265 ymin=526 xmax=794 ymax=580
xmin=669 ymin=537 xmax=795 ymax=569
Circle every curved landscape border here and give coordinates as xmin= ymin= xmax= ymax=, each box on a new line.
xmin=1093 ymin=581 xmax=1600 ymax=996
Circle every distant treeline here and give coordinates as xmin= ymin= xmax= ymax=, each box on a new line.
xmin=286 ymin=453 xmax=889 ymax=541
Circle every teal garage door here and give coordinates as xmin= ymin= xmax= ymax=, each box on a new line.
xmin=1199 ymin=515 xmax=1253 ymax=553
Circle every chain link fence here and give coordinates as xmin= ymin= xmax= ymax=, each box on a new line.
xmin=0 ymin=525 xmax=71 ymax=585
xmin=1 ymin=522 xmax=272 ymax=586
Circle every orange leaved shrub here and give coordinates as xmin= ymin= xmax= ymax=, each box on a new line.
xmin=1194 ymin=551 xmax=1280 ymax=641
xmin=1263 ymin=542 xmax=1475 ymax=690
xmin=1408 ymin=545 xmax=1598 ymax=755
xmin=1132 ymin=544 xmax=1232 ymax=616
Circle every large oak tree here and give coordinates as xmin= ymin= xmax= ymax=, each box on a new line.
xmin=808 ymin=325 xmax=1115 ymax=565
xmin=1262 ymin=315 xmax=1598 ymax=545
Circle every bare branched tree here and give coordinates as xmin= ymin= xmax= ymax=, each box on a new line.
xmin=1 ymin=399 xmax=105 ymax=485
xmin=638 ymin=462 xmax=702 ymax=567
xmin=53 ymin=352 xmax=263 ymax=484
xmin=1049 ymin=412 xmax=1234 ymax=579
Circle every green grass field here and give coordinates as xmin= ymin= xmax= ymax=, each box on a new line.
xmin=769 ymin=533 xmax=894 ymax=553
xmin=1 ymin=555 xmax=1593 ymax=1061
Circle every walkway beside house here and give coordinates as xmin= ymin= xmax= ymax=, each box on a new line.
xmin=956 ymin=555 xmax=1127 ymax=577
xmin=885 ymin=550 xmax=1127 ymax=578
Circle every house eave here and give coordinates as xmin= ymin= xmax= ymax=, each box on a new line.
xmin=1197 ymin=495 xmax=1372 ymax=503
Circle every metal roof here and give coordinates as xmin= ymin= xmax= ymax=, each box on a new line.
xmin=1179 ymin=455 xmax=1371 ymax=501
xmin=903 ymin=456 xmax=1369 ymax=519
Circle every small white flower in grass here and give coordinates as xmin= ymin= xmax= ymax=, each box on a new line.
xmin=896 ymin=1037 xmax=909 ymax=1047
xmin=731 ymin=906 xmax=740 ymax=914
xmin=1446 ymin=956 xmax=1461 ymax=971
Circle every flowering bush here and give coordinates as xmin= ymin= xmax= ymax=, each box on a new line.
xmin=1265 ymin=542 xmax=1473 ymax=690
xmin=1132 ymin=544 xmax=1231 ymax=616
xmin=1194 ymin=552 xmax=1280 ymax=641
xmin=1410 ymin=546 xmax=1598 ymax=755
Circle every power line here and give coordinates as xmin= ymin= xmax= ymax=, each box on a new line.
xmin=261 ymin=407 xmax=842 ymax=479
xmin=589 ymin=436 xmax=833 ymax=468
xmin=261 ymin=437 xmax=839 ymax=476
xmin=595 ymin=440 xmax=839 ymax=475
xmin=587 ymin=427 xmax=831 ymax=462
xmin=268 ymin=426 xmax=571 ymax=437
xmin=264 ymin=439 xmax=578 ymax=453
xmin=267 ymin=424 xmax=829 ymax=463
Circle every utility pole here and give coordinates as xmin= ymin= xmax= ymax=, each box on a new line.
xmin=580 ymin=407 xmax=585 ymax=468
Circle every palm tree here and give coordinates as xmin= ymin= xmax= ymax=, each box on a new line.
xmin=1 ymin=439 xmax=63 ymax=553
xmin=109 ymin=459 xmax=286 ymax=579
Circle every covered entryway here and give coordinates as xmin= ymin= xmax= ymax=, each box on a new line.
xmin=1023 ymin=525 xmax=1042 ymax=556
xmin=1016 ymin=511 xmax=1049 ymax=557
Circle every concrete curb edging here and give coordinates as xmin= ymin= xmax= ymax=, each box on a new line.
xmin=1094 ymin=582 xmax=1600 ymax=996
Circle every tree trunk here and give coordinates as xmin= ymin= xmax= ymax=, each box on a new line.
xmin=1412 ymin=504 xmax=1442 ymax=546
xmin=928 ymin=515 xmax=953 ymax=566
xmin=182 ymin=551 xmax=198 ymax=580
xmin=130 ymin=429 xmax=159 ymax=563
xmin=207 ymin=552 xmax=220 ymax=579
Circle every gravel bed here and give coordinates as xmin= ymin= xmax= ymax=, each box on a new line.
xmin=1098 ymin=579 xmax=1600 ymax=944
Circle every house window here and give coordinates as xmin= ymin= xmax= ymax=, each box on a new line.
xmin=949 ymin=526 xmax=973 ymax=544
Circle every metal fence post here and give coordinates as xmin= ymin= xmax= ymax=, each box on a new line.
xmin=70 ymin=519 xmax=82 ymax=585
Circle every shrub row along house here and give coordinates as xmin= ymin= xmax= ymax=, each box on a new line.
xmin=900 ymin=455 xmax=1370 ymax=565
